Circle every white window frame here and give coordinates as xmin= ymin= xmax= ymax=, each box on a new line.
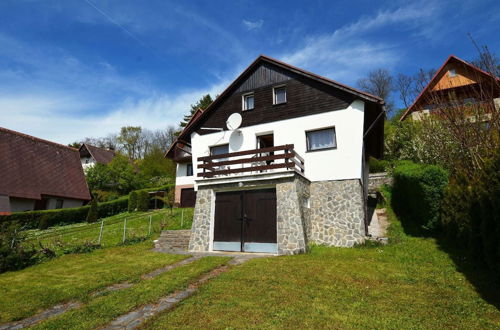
xmin=305 ymin=127 xmax=337 ymax=152
xmin=242 ymin=92 xmax=255 ymax=111
xmin=273 ymin=85 xmax=287 ymax=105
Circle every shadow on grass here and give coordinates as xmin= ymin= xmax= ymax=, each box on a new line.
xmin=388 ymin=196 xmax=500 ymax=309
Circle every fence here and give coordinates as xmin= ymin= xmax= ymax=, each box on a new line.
xmin=24 ymin=208 xmax=194 ymax=253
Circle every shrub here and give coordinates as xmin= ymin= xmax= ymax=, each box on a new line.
xmin=0 ymin=196 xmax=128 ymax=229
xmin=369 ymin=157 xmax=390 ymax=173
xmin=86 ymin=199 xmax=99 ymax=223
xmin=128 ymin=191 xmax=138 ymax=212
xmin=0 ymin=222 xmax=38 ymax=273
xmin=136 ymin=191 xmax=150 ymax=212
xmin=392 ymin=161 xmax=448 ymax=232
xmin=38 ymin=214 xmax=52 ymax=230
xmin=441 ymin=150 xmax=500 ymax=272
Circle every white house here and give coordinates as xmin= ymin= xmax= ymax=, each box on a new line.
xmin=79 ymin=143 xmax=116 ymax=171
xmin=166 ymin=55 xmax=385 ymax=255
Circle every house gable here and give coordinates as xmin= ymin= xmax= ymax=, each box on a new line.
xmin=194 ymin=61 xmax=357 ymax=135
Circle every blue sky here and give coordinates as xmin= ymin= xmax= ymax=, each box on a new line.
xmin=0 ymin=0 xmax=498 ymax=143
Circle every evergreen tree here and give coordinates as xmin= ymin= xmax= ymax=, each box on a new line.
xmin=86 ymin=199 xmax=99 ymax=223
xmin=128 ymin=191 xmax=138 ymax=212
xmin=180 ymin=94 xmax=213 ymax=127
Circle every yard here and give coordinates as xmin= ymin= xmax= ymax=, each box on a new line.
xmin=0 ymin=202 xmax=499 ymax=329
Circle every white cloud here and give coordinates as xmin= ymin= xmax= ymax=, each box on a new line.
xmin=0 ymin=80 xmax=228 ymax=144
xmin=242 ymin=19 xmax=264 ymax=31
xmin=280 ymin=2 xmax=441 ymax=84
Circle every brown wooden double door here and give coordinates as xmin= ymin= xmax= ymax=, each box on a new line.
xmin=213 ymin=189 xmax=277 ymax=253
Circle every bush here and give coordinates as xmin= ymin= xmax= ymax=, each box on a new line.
xmin=136 ymin=191 xmax=150 ymax=212
xmin=128 ymin=191 xmax=138 ymax=212
xmin=441 ymin=151 xmax=500 ymax=272
xmin=38 ymin=214 xmax=52 ymax=230
xmin=369 ymin=157 xmax=390 ymax=173
xmin=86 ymin=199 xmax=99 ymax=223
xmin=0 ymin=222 xmax=39 ymax=273
xmin=392 ymin=161 xmax=448 ymax=232
xmin=0 ymin=196 xmax=128 ymax=229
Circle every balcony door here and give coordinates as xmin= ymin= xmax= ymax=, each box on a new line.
xmin=256 ymin=134 xmax=274 ymax=165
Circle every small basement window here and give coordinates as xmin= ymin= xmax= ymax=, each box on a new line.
xmin=242 ymin=93 xmax=254 ymax=110
xmin=273 ymin=86 xmax=286 ymax=104
xmin=306 ymin=127 xmax=337 ymax=151
xmin=55 ymin=199 xmax=64 ymax=209
xmin=186 ymin=163 xmax=193 ymax=176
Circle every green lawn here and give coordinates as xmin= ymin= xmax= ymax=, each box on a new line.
xmin=144 ymin=202 xmax=500 ymax=329
xmin=0 ymin=242 xmax=187 ymax=323
xmin=23 ymin=208 xmax=194 ymax=254
xmin=32 ymin=256 xmax=229 ymax=330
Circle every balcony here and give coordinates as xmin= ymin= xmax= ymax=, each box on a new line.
xmin=197 ymin=144 xmax=305 ymax=179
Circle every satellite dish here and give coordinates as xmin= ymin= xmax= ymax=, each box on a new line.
xmin=226 ymin=113 xmax=242 ymax=130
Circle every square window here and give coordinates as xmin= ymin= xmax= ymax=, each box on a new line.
xmin=449 ymin=69 xmax=457 ymax=77
xmin=243 ymin=93 xmax=254 ymax=110
xmin=186 ymin=163 xmax=193 ymax=176
xmin=210 ymin=144 xmax=229 ymax=162
xmin=273 ymin=86 xmax=286 ymax=104
xmin=55 ymin=199 xmax=64 ymax=209
xmin=306 ymin=128 xmax=337 ymax=151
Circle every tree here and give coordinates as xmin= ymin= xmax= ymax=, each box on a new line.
xmin=128 ymin=191 xmax=138 ymax=212
xmin=86 ymin=199 xmax=99 ymax=223
xmin=357 ymin=69 xmax=394 ymax=116
xmin=85 ymin=163 xmax=113 ymax=192
xmin=180 ymin=94 xmax=213 ymax=127
xmin=117 ymin=126 xmax=143 ymax=159
xmin=68 ymin=142 xmax=81 ymax=148
xmin=136 ymin=191 xmax=150 ymax=212
xmin=107 ymin=154 xmax=146 ymax=194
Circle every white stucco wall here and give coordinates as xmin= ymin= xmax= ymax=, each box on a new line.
xmin=81 ymin=157 xmax=96 ymax=170
xmin=187 ymin=100 xmax=365 ymax=188
xmin=175 ymin=163 xmax=195 ymax=186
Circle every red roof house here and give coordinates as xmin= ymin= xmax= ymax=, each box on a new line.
xmin=0 ymin=127 xmax=91 ymax=214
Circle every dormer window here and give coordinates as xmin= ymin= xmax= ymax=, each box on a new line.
xmin=273 ymin=86 xmax=286 ymax=104
xmin=448 ymin=68 xmax=457 ymax=77
xmin=242 ymin=93 xmax=254 ymax=111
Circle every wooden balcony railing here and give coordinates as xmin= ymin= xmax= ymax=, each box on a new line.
xmin=197 ymin=144 xmax=305 ymax=178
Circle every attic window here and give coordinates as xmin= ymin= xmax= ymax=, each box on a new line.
xmin=448 ymin=69 xmax=457 ymax=77
xmin=273 ymin=86 xmax=286 ymax=104
xmin=242 ymin=93 xmax=254 ymax=111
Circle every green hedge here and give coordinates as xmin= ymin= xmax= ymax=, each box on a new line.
xmin=391 ymin=161 xmax=448 ymax=232
xmin=369 ymin=157 xmax=390 ymax=173
xmin=0 ymin=196 xmax=128 ymax=229
xmin=441 ymin=152 xmax=500 ymax=272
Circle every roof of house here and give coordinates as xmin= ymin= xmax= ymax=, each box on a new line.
xmin=167 ymin=54 xmax=385 ymax=155
xmin=80 ymin=143 xmax=115 ymax=164
xmin=400 ymin=55 xmax=500 ymax=121
xmin=0 ymin=127 xmax=91 ymax=201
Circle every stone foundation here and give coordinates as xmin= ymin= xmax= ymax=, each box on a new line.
xmin=188 ymin=173 xmax=366 ymax=255
xmin=309 ymin=180 xmax=365 ymax=247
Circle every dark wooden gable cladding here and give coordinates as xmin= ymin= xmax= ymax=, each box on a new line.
xmin=194 ymin=62 xmax=356 ymax=135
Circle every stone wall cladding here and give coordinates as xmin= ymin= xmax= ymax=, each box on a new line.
xmin=368 ymin=172 xmax=393 ymax=194
xmin=309 ymin=179 xmax=365 ymax=247
xmin=276 ymin=175 xmax=310 ymax=255
xmin=188 ymin=188 xmax=212 ymax=252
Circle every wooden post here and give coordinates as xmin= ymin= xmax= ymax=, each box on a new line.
xmin=98 ymin=220 xmax=104 ymax=244
xmin=148 ymin=215 xmax=152 ymax=235
xmin=122 ymin=218 xmax=127 ymax=243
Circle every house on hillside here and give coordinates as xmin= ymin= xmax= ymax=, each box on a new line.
xmin=0 ymin=127 xmax=91 ymax=215
xmin=400 ymin=55 xmax=500 ymax=121
xmin=79 ymin=143 xmax=116 ymax=170
xmin=166 ymin=55 xmax=385 ymax=255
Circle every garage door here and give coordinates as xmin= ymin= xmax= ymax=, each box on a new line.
xmin=213 ymin=189 xmax=277 ymax=253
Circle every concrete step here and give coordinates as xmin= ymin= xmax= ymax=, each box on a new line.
xmin=154 ymin=230 xmax=191 ymax=251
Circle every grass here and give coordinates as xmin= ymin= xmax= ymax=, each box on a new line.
xmin=144 ymin=195 xmax=500 ymax=329
xmin=23 ymin=208 xmax=194 ymax=254
xmin=32 ymin=256 xmax=230 ymax=330
xmin=0 ymin=242 xmax=187 ymax=323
